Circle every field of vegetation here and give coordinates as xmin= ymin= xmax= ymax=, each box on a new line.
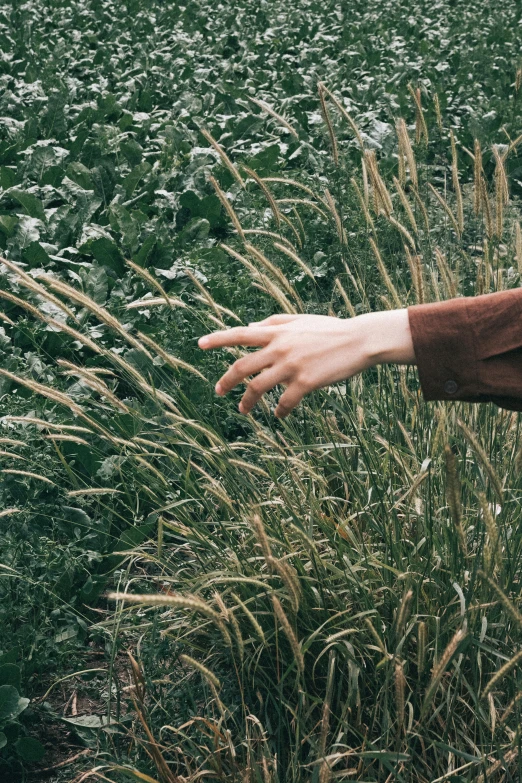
xmin=1 ymin=0 xmax=522 ymax=780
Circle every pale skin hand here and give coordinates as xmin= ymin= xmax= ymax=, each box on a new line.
xmin=198 ymin=309 xmax=417 ymax=418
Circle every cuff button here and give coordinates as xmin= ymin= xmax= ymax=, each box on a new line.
xmin=444 ymin=379 xmax=458 ymax=394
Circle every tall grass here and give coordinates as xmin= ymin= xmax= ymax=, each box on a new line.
xmin=2 ymin=85 xmax=522 ymax=782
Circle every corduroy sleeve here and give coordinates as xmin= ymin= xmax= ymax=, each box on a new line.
xmin=407 ymin=288 xmax=522 ymax=411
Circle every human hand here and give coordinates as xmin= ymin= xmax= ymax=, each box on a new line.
xmin=198 ymin=310 xmax=416 ymax=418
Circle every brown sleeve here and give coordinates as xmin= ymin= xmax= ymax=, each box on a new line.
xmin=407 ymin=288 xmax=522 ymax=411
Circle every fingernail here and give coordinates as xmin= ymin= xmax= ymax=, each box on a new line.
xmin=199 ymin=336 xmax=209 ymax=347
xmin=215 ymin=382 xmax=223 ymax=395
xmin=238 ymin=402 xmax=245 ymax=413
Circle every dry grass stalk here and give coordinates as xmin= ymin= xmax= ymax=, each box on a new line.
xmin=242 ymin=165 xmax=282 ymax=227
xmin=396 ymin=119 xmax=418 ymax=188
xmin=182 ymin=267 xmax=225 ymax=324
xmin=108 ymin=591 xmax=221 ymax=619
xmin=2 ymin=416 xmax=92 ymax=433
xmin=231 ymin=592 xmax=265 ymax=644
xmin=0 ymin=508 xmax=20 ymax=518
xmin=248 ymin=97 xmax=299 ymax=139
xmin=427 ymin=183 xmax=461 ymax=237
xmin=477 ymin=491 xmax=501 ymax=576
xmin=245 ymin=242 xmax=303 ymax=308
xmin=387 ymin=215 xmax=416 ymax=251
xmin=334 ymin=278 xmax=357 ymax=317
xmin=411 ymin=186 xmax=430 ymax=232
xmin=324 ymin=188 xmax=347 ymax=246
xmin=209 ymin=174 xmax=245 ymax=241
xmin=137 ymin=331 xmax=208 ymax=381
xmin=0 ymin=310 xmax=14 ymax=325
xmin=222 ymin=243 xmax=297 ymax=313
xmin=241 ymin=229 xmax=295 ymax=250
xmin=478 ymin=570 xmax=522 ymax=628
xmin=393 ymin=176 xmax=418 ymax=233
xmin=268 ymin=556 xmax=301 ymax=613
xmin=434 ymin=248 xmax=458 ymax=298
xmin=0 ymin=256 xmax=78 ymax=322
xmin=476 ymin=748 xmax=518 ymax=783
xmin=262 ymin=177 xmax=329 ymax=208
xmin=364 ymin=150 xmax=393 ymax=217
xmin=273 ymin=242 xmax=315 ymax=280
xmin=482 ymin=649 xmax=522 ymax=699
xmin=318 ymin=84 xmax=365 ymax=152
xmin=271 ymin=595 xmax=304 ymax=673
xmin=227 ymin=607 xmax=245 ymax=662
xmin=395 ymin=589 xmax=413 ymax=639
xmin=456 ymin=418 xmax=504 ymax=502
xmin=318 ymin=82 xmax=339 ymax=166
xmin=480 ymin=178 xmax=493 ymax=238
xmin=351 ymin=177 xmax=374 ymax=230
xmin=369 ymin=238 xmax=402 ymax=308
xmin=192 ymin=293 xmax=241 ymax=322
xmin=2 ymin=469 xmax=55 ymax=484
xmin=180 ymin=653 xmax=221 ymax=689
xmin=40 ymin=275 xmax=154 ymax=359
xmin=45 ymin=434 xmax=90 ymax=446
xmin=405 ymin=246 xmax=424 ymax=304
xmin=500 ymin=690 xmax=522 ymax=724
xmin=0 ymin=368 xmax=117 ymax=442
xmin=67 ymin=488 xmax=122 ymax=497
xmin=251 ymin=275 xmax=298 ymax=314
xmin=364 ymin=617 xmax=387 ymax=655
xmin=473 ymin=139 xmax=483 ymax=215
xmin=417 ymin=621 xmax=427 ymax=675
xmin=0 ymin=438 xmax=26 ymax=447
xmin=59 ymin=363 xmax=131 ymax=414
xmin=276 ymin=197 xmax=329 ymax=221
xmin=125 ymin=259 xmax=172 ymax=307
xmin=408 ymin=84 xmax=429 ymax=144
xmin=434 ymin=94 xmax=443 ymax=131
xmin=250 ymin=512 xmax=273 ymax=563
xmin=444 ymin=444 xmax=467 ymax=555
xmin=493 ymin=145 xmax=509 ymax=239
xmin=0 ymin=288 xmax=103 ymax=356
xmin=429 ymin=267 xmax=442 ymax=302
xmin=200 ymin=128 xmax=244 ymax=187
xmin=516 ymin=222 xmax=522 ymax=275
xmin=421 ymin=629 xmax=466 ymax=717
xmin=450 ymin=131 xmax=464 ymax=234
xmin=395 ymin=662 xmax=406 ymax=734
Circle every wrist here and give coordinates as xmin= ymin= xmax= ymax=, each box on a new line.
xmin=360 ymin=309 xmax=416 ymax=366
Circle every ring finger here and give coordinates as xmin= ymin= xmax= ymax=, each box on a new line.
xmin=239 ymin=367 xmax=288 ymax=414
xmin=216 ymin=348 xmax=274 ymax=395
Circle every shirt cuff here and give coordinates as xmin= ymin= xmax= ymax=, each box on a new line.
xmin=407 ymin=297 xmax=479 ymax=402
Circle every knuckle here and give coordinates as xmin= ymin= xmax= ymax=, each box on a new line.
xmin=248 ymin=378 xmax=262 ymax=394
xmin=234 ymin=357 xmax=248 ymax=374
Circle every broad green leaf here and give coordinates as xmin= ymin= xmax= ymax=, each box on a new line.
xmin=79 ymin=236 xmax=125 ymax=275
xmin=15 ymin=736 xmax=46 ymax=762
xmin=0 ymin=665 xmax=21 ymax=689
xmin=23 ymin=240 xmax=52 ymax=268
xmin=10 ymin=189 xmax=46 ymax=221
xmin=0 ymin=686 xmax=28 ymax=722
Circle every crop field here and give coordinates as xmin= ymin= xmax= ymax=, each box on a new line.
xmin=1 ymin=0 xmax=522 ymax=781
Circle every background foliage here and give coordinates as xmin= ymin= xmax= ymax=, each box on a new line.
xmin=1 ymin=0 xmax=522 ymax=780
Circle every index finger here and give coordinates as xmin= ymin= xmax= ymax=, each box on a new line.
xmin=198 ymin=326 xmax=274 ymax=350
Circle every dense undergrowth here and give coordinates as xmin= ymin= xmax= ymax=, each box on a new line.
xmin=1 ymin=0 xmax=522 ymax=781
